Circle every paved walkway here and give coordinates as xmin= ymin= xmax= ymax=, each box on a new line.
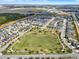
xmin=42 ymin=18 xmax=55 ymax=29
xmin=1 ymin=54 xmax=79 ymax=59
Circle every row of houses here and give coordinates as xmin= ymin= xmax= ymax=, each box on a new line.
xmin=0 ymin=13 xmax=53 ymax=48
xmin=0 ymin=17 xmax=32 ymax=47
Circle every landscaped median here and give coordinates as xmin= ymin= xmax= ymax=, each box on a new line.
xmin=2 ymin=27 xmax=72 ymax=55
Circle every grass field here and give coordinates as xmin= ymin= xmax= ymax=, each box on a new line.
xmin=3 ymin=28 xmax=72 ymax=55
xmin=0 ymin=13 xmax=26 ymax=25
xmin=0 ymin=16 xmax=7 ymax=25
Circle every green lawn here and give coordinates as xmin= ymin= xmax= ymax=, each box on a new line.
xmin=3 ymin=28 xmax=72 ymax=55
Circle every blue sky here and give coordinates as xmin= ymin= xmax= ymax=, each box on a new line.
xmin=0 ymin=0 xmax=79 ymax=4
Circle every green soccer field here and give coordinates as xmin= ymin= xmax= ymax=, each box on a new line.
xmin=4 ymin=28 xmax=72 ymax=55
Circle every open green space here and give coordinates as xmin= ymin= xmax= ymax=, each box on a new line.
xmin=0 ymin=13 xmax=26 ymax=25
xmin=3 ymin=28 xmax=72 ymax=55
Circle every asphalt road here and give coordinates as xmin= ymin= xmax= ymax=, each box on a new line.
xmin=0 ymin=54 xmax=79 ymax=59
